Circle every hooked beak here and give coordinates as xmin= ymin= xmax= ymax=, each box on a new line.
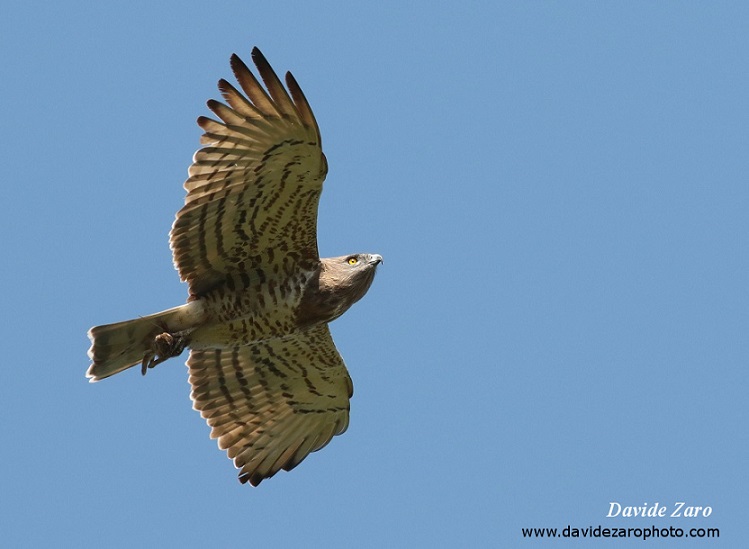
xmin=368 ymin=254 xmax=383 ymax=266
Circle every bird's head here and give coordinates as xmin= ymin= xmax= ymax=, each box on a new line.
xmin=300 ymin=253 xmax=382 ymax=324
xmin=323 ymin=252 xmax=382 ymax=292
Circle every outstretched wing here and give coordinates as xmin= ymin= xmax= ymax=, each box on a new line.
xmin=171 ymin=47 xmax=327 ymax=296
xmin=188 ymin=325 xmax=353 ymax=486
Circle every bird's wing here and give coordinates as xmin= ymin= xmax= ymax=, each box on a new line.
xmin=188 ymin=324 xmax=353 ymax=486
xmin=171 ymin=47 xmax=327 ymax=296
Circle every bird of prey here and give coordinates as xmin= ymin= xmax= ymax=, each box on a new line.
xmin=87 ymin=47 xmax=382 ymax=486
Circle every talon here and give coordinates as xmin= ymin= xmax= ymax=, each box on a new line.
xmin=141 ymin=332 xmax=187 ymax=376
xmin=141 ymin=351 xmax=154 ymax=376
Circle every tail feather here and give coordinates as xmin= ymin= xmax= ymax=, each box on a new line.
xmin=87 ymin=304 xmax=199 ymax=382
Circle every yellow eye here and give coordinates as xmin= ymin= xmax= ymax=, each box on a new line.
xmin=347 ymin=257 xmax=358 ymax=265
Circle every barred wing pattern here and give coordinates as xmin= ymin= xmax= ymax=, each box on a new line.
xmin=188 ymin=325 xmax=353 ymax=486
xmin=171 ymin=47 xmax=328 ymax=296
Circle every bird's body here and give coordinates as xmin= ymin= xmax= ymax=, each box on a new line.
xmin=87 ymin=47 xmax=381 ymax=486
xmin=189 ymin=263 xmax=314 ymax=348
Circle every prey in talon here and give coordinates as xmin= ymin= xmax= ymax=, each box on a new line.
xmin=141 ymin=332 xmax=188 ymax=375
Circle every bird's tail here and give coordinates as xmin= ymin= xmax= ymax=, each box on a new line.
xmin=87 ymin=303 xmax=202 ymax=382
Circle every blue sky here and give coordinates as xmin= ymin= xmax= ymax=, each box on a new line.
xmin=1 ymin=2 xmax=746 ymax=547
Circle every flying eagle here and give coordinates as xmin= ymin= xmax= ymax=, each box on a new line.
xmin=87 ymin=47 xmax=382 ymax=486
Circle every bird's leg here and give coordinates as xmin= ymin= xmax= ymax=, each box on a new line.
xmin=141 ymin=331 xmax=187 ymax=375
